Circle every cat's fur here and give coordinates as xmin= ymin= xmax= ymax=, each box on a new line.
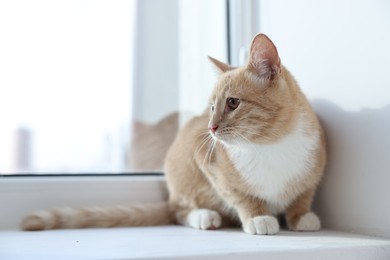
xmin=21 ymin=34 xmax=326 ymax=235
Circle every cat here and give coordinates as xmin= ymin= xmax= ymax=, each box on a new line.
xmin=21 ymin=33 xmax=326 ymax=235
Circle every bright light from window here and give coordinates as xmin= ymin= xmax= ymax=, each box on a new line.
xmin=0 ymin=0 xmax=134 ymax=173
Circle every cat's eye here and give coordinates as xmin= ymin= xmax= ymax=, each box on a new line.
xmin=226 ymin=97 xmax=240 ymax=111
xmin=211 ymin=105 xmax=215 ymax=112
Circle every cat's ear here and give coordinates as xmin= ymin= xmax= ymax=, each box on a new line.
xmin=208 ymin=56 xmax=233 ymax=73
xmin=247 ymin=33 xmax=281 ymax=80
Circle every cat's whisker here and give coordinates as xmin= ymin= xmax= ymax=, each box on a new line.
xmin=200 ymin=135 xmax=216 ymax=170
xmin=195 ymin=133 xmax=212 ymax=145
xmin=219 ymin=127 xmax=261 ymax=143
xmin=195 ymin=133 xmax=213 ymax=157
xmin=203 ymin=137 xmax=214 ymax=167
xmin=208 ymin=139 xmax=217 ymax=170
xmin=196 ymin=132 xmax=211 ymax=139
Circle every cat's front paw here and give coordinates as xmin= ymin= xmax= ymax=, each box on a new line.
xmin=243 ymin=215 xmax=279 ymax=235
xmin=187 ymin=209 xmax=222 ymax=230
xmin=293 ymin=212 xmax=321 ymax=231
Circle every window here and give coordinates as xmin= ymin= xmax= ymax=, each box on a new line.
xmin=2 ymin=0 xmax=390 ymax=240
xmin=0 ymin=0 xmax=228 ymax=230
xmin=0 ymin=0 xmax=134 ymax=174
xmin=0 ymin=0 xmax=228 ymax=175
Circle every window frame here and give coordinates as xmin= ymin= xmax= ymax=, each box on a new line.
xmin=0 ymin=0 xmax=255 ymax=230
xmin=227 ymin=0 xmax=260 ymax=66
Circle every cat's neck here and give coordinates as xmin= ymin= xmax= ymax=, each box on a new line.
xmin=223 ymin=113 xmax=319 ymax=172
xmin=221 ymin=115 xmax=320 ymax=210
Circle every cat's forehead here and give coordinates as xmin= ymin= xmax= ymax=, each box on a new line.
xmin=212 ymin=69 xmax=264 ymax=99
xmin=215 ymin=69 xmax=244 ymax=92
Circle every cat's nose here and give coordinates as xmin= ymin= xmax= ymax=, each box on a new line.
xmin=209 ymin=124 xmax=219 ymax=133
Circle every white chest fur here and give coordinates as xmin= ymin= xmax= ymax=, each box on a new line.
xmin=226 ymin=118 xmax=319 ymax=213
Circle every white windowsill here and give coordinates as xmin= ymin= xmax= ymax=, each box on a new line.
xmin=1 ymin=227 xmax=390 ymax=260
xmin=0 ymin=176 xmax=167 ymax=229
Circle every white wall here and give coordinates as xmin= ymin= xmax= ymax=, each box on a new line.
xmin=257 ymin=0 xmax=390 ymax=238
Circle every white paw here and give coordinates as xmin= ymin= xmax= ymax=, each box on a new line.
xmin=187 ymin=209 xmax=222 ymax=230
xmin=295 ymin=212 xmax=321 ymax=231
xmin=243 ymin=216 xmax=279 ymax=235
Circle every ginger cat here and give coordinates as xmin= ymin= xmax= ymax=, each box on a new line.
xmin=21 ymin=34 xmax=326 ymax=235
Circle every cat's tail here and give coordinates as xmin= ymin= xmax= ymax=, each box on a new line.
xmin=20 ymin=202 xmax=174 ymax=231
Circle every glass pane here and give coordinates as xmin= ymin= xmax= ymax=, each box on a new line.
xmin=0 ymin=0 xmax=133 ymax=174
xmin=128 ymin=0 xmax=227 ymax=172
xmin=0 ymin=0 xmax=228 ymax=174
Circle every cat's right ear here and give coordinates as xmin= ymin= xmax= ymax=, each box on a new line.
xmin=247 ymin=33 xmax=281 ymax=80
xmin=208 ymin=56 xmax=232 ymax=73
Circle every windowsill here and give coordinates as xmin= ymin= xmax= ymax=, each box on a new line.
xmin=0 ymin=175 xmax=167 ymax=229
xmin=1 ymin=226 xmax=390 ymax=259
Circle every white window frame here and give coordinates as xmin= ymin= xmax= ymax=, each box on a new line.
xmin=227 ymin=0 xmax=260 ymax=66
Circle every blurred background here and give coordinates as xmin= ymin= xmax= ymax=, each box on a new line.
xmin=0 ymin=1 xmax=136 ymax=173
xmin=0 ymin=0 xmax=389 ymax=175
xmin=0 ymin=0 xmax=228 ymax=174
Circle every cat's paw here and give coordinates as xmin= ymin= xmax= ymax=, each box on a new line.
xmin=294 ymin=212 xmax=321 ymax=231
xmin=187 ymin=209 xmax=222 ymax=230
xmin=20 ymin=211 xmax=55 ymax=231
xmin=243 ymin=215 xmax=279 ymax=235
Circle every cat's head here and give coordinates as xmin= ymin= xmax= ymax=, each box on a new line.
xmin=208 ymin=33 xmax=300 ymax=145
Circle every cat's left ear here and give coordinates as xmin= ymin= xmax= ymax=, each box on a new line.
xmin=208 ymin=56 xmax=233 ymax=73
xmin=247 ymin=33 xmax=281 ymax=80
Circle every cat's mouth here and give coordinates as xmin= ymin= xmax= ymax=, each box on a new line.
xmin=210 ymin=125 xmax=258 ymax=146
xmin=210 ymin=127 xmax=237 ymax=143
